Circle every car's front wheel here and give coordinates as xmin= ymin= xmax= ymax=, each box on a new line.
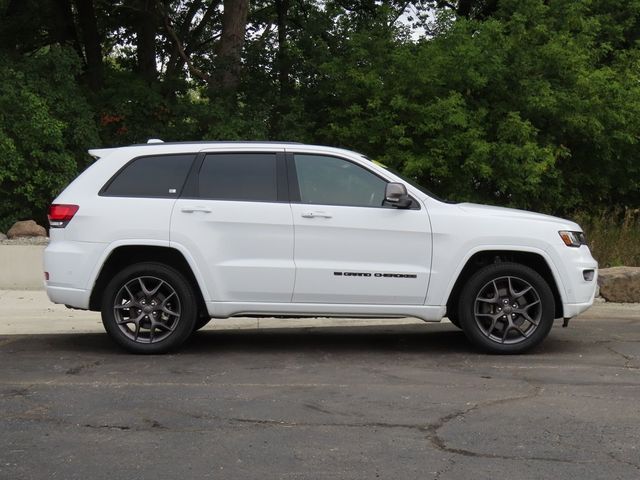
xmin=458 ymin=262 xmax=555 ymax=354
xmin=101 ymin=262 xmax=197 ymax=354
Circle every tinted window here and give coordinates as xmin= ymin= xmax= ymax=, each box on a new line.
xmin=198 ymin=153 xmax=278 ymax=202
xmin=102 ymin=154 xmax=195 ymax=198
xmin=294 ymin=154 xmax=387 ymax=207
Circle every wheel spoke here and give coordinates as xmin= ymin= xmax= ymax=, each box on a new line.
xmin=147 ymin=280 xmax=164 ymax=297
xmin=116 ymin=312 xmax=144 ymax=325
xmin=477 ymin=296 xmax=499 ymax=304
xmin=487 ymin=316 xmax=501 ymax=336
xmin=160 ymin=293 xmax=179 ymax=317
xmin=507 ymin=277 xmax=517 ymax=298
xmin=161 ymin=305 xmax=179 ymax=317
xmin=162 ymin=292 xmax=176 ymax=303
xmin=124 ymin=284 xmax=135 ymax=301
xmin=513 ymin=286 xmax=532 ymax=300
xmin=519 ymin=310 xmax=539 ymax=326
xmin=138 ymin=278 xmax=152 ymax=297
xmin=513 ymin=324 xmax=529 ymax=338
xmin=501 ymin=324 xmax=511 ymax=343
xmin=154 ymin=321 xmax=176 ymax=332
xmin=115 ymin=298 xmax=141 ymax=309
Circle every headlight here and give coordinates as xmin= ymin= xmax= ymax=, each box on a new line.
xmin=559 ymin=230 xmax=587 ymax=247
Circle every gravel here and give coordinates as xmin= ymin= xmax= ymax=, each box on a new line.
xmin=0 ymin=237 xmax=49 ymax=245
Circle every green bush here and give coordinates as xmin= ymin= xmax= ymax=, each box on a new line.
xmin=0 ymin=47 xmax=99 ymax=232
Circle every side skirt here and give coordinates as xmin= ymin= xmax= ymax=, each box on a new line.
xmin=205 ymin=302 xmax=446 ymax=322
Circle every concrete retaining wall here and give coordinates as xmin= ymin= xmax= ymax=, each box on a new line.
xmin=0 ymin=245 xmax=46 ymax=289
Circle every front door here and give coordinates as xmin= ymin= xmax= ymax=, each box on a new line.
xmin=289 ymin=153 xmax=432 ymax=305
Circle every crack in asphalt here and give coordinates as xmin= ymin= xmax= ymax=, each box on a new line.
xmin=605 ymin=451 xmax=640 ymax=472
xmin=419 ymin=385 xmax=584 ymax=463
xmin=605 ymin=345 xmax=638 ymax=370
xmin=83 ymin=423 xmax=131 ymax=431
xmin=65 ymin=360 xmax=102 ymax=375
xmin=432 ymin=455 xmax=456 ymax=480
xmin=178 ymin=385 xmax=598 ymax=465
xmin=3 ymin=384 xmax=637 ymax=470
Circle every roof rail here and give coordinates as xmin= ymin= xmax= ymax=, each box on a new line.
xmin=129 ymin=140 xmax=304 ymax=147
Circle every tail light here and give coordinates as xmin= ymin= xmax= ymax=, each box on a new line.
xmin=48 ymin=204 xmax=79 ymax=228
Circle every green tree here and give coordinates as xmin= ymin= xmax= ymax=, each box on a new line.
xmin=0 ymin=48 xmax=99 ymax=230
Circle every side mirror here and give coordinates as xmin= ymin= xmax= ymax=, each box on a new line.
xmin=384 ymin=182 xmax=412 ymax=208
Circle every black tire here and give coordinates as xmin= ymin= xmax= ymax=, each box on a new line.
xmin=101 ymin=262 xmax=197 ymax=354
xmin=447 ymin=313 xmax=461 ymax=329
xmin=193 ymin=316 xmax=212 ymax=332
xmin=458 ymin=262 xmax=555 ymax=354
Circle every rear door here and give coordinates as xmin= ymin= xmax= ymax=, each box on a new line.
xmin=289 ymin=152 xmax=432 ymax=305
xmin=171 ymin=149 xmax=295 ymax=303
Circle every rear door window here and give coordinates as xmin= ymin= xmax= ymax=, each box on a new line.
xmin=198 ymin=153 xmax=278 ymax=202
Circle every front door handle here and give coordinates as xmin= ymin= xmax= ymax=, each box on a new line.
xmin=301 ymin=211 xmax=332 ymax=219
xmin=181 ymin=206 xmax=212 ymax=213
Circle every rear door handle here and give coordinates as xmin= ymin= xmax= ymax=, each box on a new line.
xmin=301 ymin=211 xmax=332 ymax=219
xmin=181 ymin=206 xmax=212 ymax=213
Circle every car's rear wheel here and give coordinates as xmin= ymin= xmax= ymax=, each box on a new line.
xmin=458 ymin=262 xmax=555 ymax=354
xmin=101 ymin=262 xmax=197 ymax=354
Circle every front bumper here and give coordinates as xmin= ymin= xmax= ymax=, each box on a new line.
xmin=560 ymin=246 xmax=598 ymax=319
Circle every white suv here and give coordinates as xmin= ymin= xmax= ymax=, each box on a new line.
xmin=44 ymin=141 xmax=598 ymax=354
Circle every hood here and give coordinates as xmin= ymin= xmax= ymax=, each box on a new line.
xmin=457 ymin=203 xmax=581 ymax=230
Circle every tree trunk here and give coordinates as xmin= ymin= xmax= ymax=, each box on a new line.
xmin=270 ymin=0 xmax=290 ymax=138
xmin=74 ymin=0 xmax=104 ymax=90
xmin=52 ymin=0 xmax=84 ymax=58
xmin=217 ymin=0 xmax=249 ymax=91
xmin=164 ymin=0 xmax=204 ymax=82
xmin=276 ymin=0 xmax=290 ymax=99
xmin=135 ymin=0 xmax=157 ymax=83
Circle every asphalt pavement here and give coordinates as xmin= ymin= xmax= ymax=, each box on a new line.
xmin=1 ymin=291 xmax=639 ymax=480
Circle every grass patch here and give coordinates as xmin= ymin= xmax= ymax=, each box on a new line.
xmin=571 ymin=209 xmax=640 ymax=268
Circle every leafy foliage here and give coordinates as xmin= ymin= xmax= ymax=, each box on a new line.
xmin=0 ymin=48 xmax=98 ymax=231
xmin=0 ymin=0 xmax=639 ymax=234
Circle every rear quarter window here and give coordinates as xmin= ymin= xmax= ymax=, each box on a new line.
xmin=101 ymin=154 xmax=196 ymax=198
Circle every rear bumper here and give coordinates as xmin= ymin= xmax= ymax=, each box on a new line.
xmin=45 ymin=286 xmax=90 ymax=310
xmin=44 ymin=239 xmax=107 ymax=309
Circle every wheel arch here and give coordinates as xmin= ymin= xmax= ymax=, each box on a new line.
xmin=445 ymin=249 xmax=565 ymax=319
xmin=88 ymin=245 xmax=207 ymax=314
